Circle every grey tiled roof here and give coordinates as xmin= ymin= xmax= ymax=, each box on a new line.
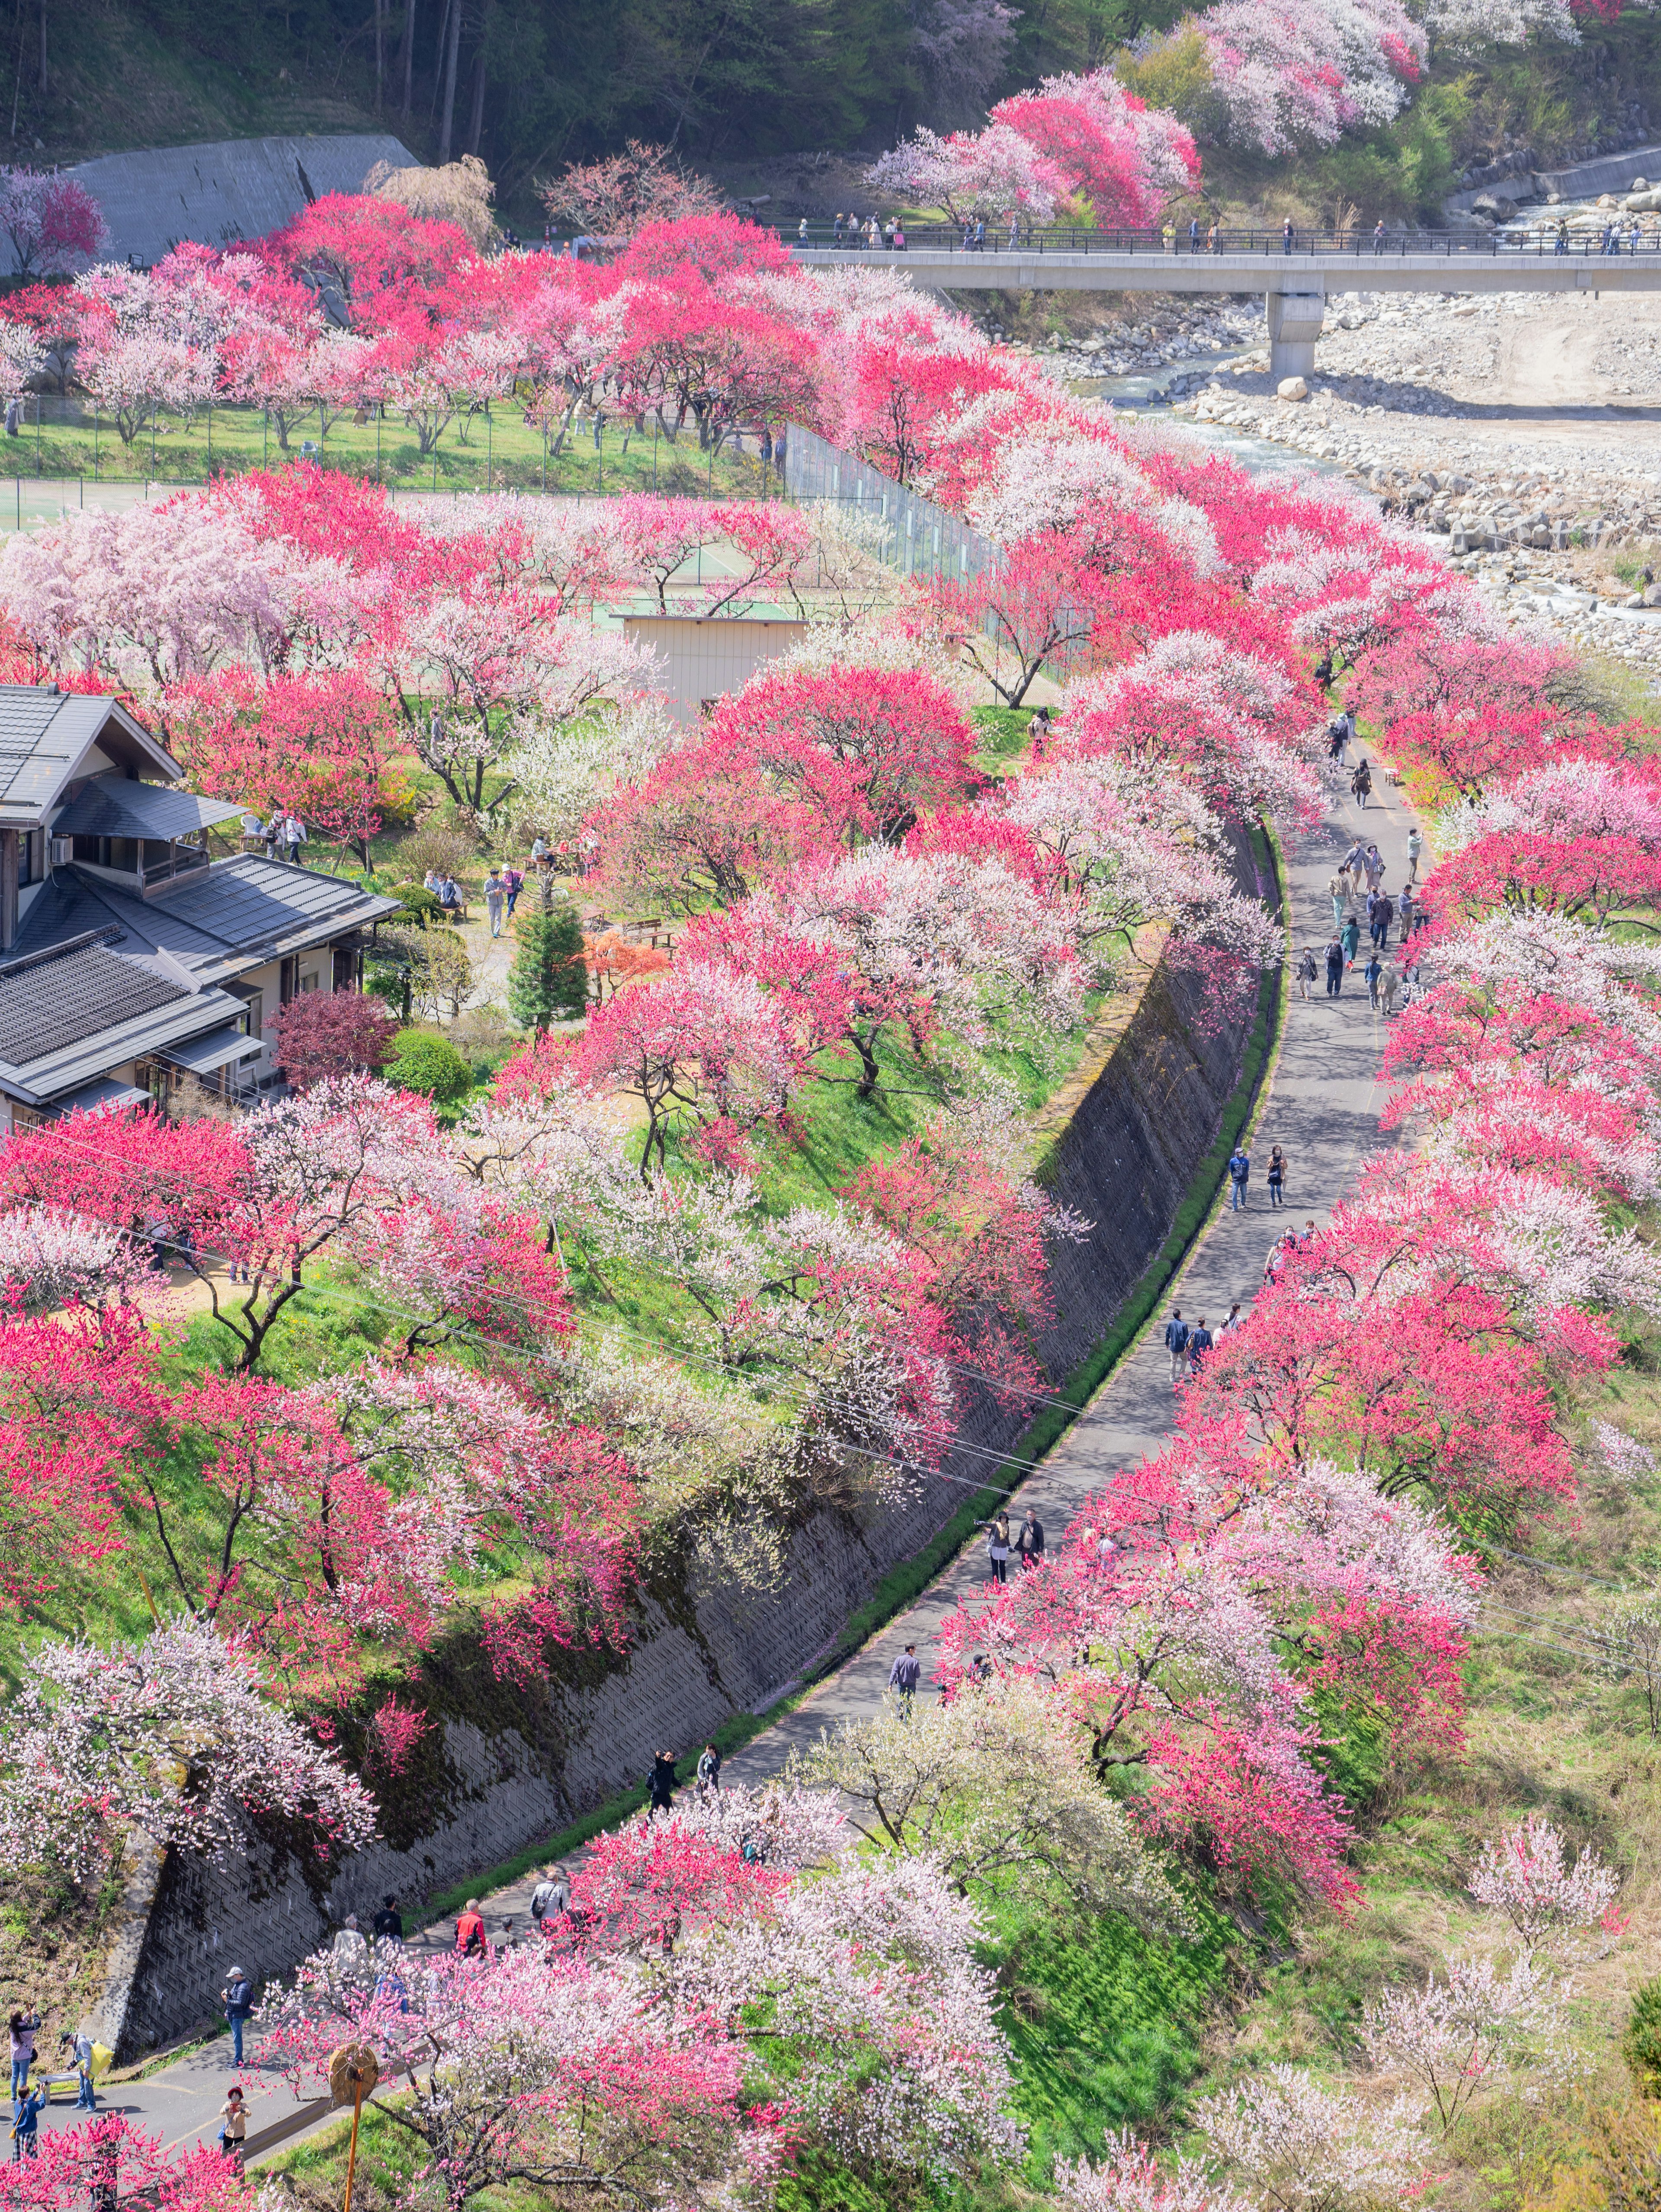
xmin=0 ymin=933 xmax=181 ymax=1062
xmin=9 ymin=856 xmax=401 ymax=977
xmin=0 ymin=688 xmax=182 ymax=824
xmin=53 ymin=777 xmax=246 ymax=841
xmin=0 ymin=932 xmax=250 ymax=1104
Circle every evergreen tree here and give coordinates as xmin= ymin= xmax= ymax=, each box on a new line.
xmin=508 ymin=906 xmax=589 ymax=1029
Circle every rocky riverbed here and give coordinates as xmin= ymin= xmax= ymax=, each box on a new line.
xmin=1062 ymin=287 xmax=1661 ymax=690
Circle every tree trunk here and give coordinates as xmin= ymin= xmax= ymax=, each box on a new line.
xmin=374 ymin=0 xmax=385 ymax=108
xmin=37 ymin=0 xmax=44 ymax=95
xmin=437 ymin=0 xmax=462 ymax=161
xmin=398 ymin=0 xmax=416 ymax=118
xmin=464 ymin=1 xmax=489 ymax=157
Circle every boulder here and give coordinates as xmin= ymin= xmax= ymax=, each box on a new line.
xmin=1471 ymin=193 xmax=1518 ymax=220
xmin=1276 ymin=376 xmax=1309 ymax=401
xmin=1645 ymin=583 xmax=1661 ymax=608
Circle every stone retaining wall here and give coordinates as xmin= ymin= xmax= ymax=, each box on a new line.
xmin=103 ymin=930 xmax=1256 ymax=2059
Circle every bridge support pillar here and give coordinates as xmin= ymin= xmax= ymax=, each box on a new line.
xmin=1265 ymin=290 xmax=1325 ymax=382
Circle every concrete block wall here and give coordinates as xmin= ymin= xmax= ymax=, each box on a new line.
xmin=109 ymin=938 xmax=1252 ymax=2058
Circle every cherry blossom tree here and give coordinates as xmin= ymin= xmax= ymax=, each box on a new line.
xmin=577 ymin=958 xmax=802 ymax=1175
xmin=990 ymin=72 xmax=1200 ymax=226
xmin=867 ymin=121 xmax=1065 ymax=223
xmin=1467 ymin=1813 xmax=1620 ymax=1956
xmin=255 ymin=1940 xmax=768 ymax=2212
xmin=0 ymin=1620 xmax=378 ymax=1879
xmin=1361 ymin=1954 xmax=1571 ymax=2136
xmin=791 ymin=1674 xmax=1185 ymax=1923
xmin=1056 ymin=2131 xmax=1250 ymax=2212
xmin=669 ymin=1852 xmax=1025 ymax=2184
xmin=0 ymin=168 xmax=107 ymax=275
xmin=1196 ymin=2066 xmax=1429 ymax=2212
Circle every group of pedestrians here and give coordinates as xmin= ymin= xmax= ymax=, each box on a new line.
xmin=1163 ymin=1300 xmax=1244 ymax=1387
xmin=9 ymin=2006 xmax=103 ymax=2165
xmin=822 ymin=214 xmax=907 ymax=251
xmin=240 ymin=809 xmax=309 ymax=863
xmin=1303 ymin=827 xmax=1426 ymax=1008
xmin=971 ymin=1506 xmax=1047 ymax=1585
xmin=1225 ymin=1141 xmax=1286 ymax=1212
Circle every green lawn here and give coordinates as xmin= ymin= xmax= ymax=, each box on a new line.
xmin=3 ymin=394 xmax=781 ymax=498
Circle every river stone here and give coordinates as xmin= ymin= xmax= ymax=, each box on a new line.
xmin=1277 ymin=376 xmax=1309 ymax=401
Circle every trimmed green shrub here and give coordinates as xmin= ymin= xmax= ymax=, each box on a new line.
xmin=386 ymin=1029 xmax=474 ymax=1104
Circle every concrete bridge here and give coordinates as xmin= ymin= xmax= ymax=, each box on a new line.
xmin=790 ymin=230 xmax=1661 ymax=379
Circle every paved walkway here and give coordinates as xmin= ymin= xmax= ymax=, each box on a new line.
xmin=39 ymin=771 xmax=1416 ymax=2165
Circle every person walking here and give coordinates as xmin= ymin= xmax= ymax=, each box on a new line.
xmin=10 ymin=2082 xmax=43 ymax=2164
xmin=892 ymin=221 xmax=906 ymax=251
xmin=1296 ymin=946 xmax=1317 ymax=1002
xmin=696 ymin=1742 xmax=722 ymax=1796
xmin=1554 ymin=216 xmax=1569 ymax=255
xmin=1227 ymin=1141 xmax=1250 ymax=1210
xmin=282 ymin=811 xmax=308 ymax=864
xmin=1267 ymin=1145 xmax=1286 ymax=1207
xmin=1372 ymin=218 xmax=1385 ymax=254
xmin=648 ymin=1751 xmax=678 ymax=1818
xmin=797 ymin=217 xmax=808 ymax=243
xmin=1164 ymin=1306 xmax=1190 ymax=1386
xmin=1018 ymin=1507 xmax=1045 ymax=1568
xmin=1351 ymin=758 xmax=1372 ymax=808
xmin=1397 ymin=884 xmax=1414 ymax=941
xmin=530 ymin=1866 xmax=569 ymax=1926
xmin=887 ymin=1643 xmax=922 ymax=1707
xmin=6 ymin=2014 xmax=38 ymax=2103
xmin=1186 ymin=1316 xmax=1213 ymax=1376
xmin=1370 ymin=889 xmax=1394 ymax=948
xmin=982 ymin=1511 xmax=1012 ymax=1583
xmin=1283 ymin=216 xmax=1294 ymax=252
xmin=1326 ymin=871 xmax=1347 ymax=928
xmin=455 ymin=1899 xmax=487 ymax=1956
xmin=485 ymin=868 xmax=506 ymax=938
xmin=1217 ymin=1300 xmax=1244 ymax=1337
xmin=502 ymin=863 xmax=524 ymax=922
xmin=220 ymin=1968 xmax=254 ymax=2066
xmin=65 ymin=2027 xmax=96 ymax=2111
xmin=1405 ymin=825 xmax=1423 ymax=881
xmin=1363 ymin=842 xmax=1383 ymax=892
xmin=1364 ymin=950 xmax=1383 ymax=1008
xmin=218 ymin=2087 xmax=247 ymax=2167
xmin=1340 ymin=912 xmax=1361 ymax=969
xmin=372 ymin=1895 xmax=404 ymax=1943
xmin=333 ymin=1914 xmax=367 ymax=1962
xmin=1189 ymin=216 xmax=1200 ymax=252
xmin=1380 ymin=958 xmax=1401 ymax=1017
xmin=1325 ymin=936 xmax=1344 ymax=996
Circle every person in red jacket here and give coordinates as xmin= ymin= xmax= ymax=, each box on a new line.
xmin=454 ymin=1900 xmax=486 ymax=1957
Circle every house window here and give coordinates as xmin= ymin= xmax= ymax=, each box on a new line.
xmin=279 ymin=956 xmax=300 ymax=1004
xmin=18 ymin=831 xmax=38 ymax=887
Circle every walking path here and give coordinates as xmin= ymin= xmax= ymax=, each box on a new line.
xmin=39 ymin=770 xmax=1416 ymax=2166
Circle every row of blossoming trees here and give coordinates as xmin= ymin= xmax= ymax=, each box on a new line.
xmin=0 ymin=199 xmax=1655 ymax=2207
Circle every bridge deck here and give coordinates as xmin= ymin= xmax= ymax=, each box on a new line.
xmin=791 ymin=246 xmax=1661 ymax=296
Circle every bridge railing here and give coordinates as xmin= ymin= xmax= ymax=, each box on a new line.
xmin=781 ymin=219 xmax=1661 ymax=260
